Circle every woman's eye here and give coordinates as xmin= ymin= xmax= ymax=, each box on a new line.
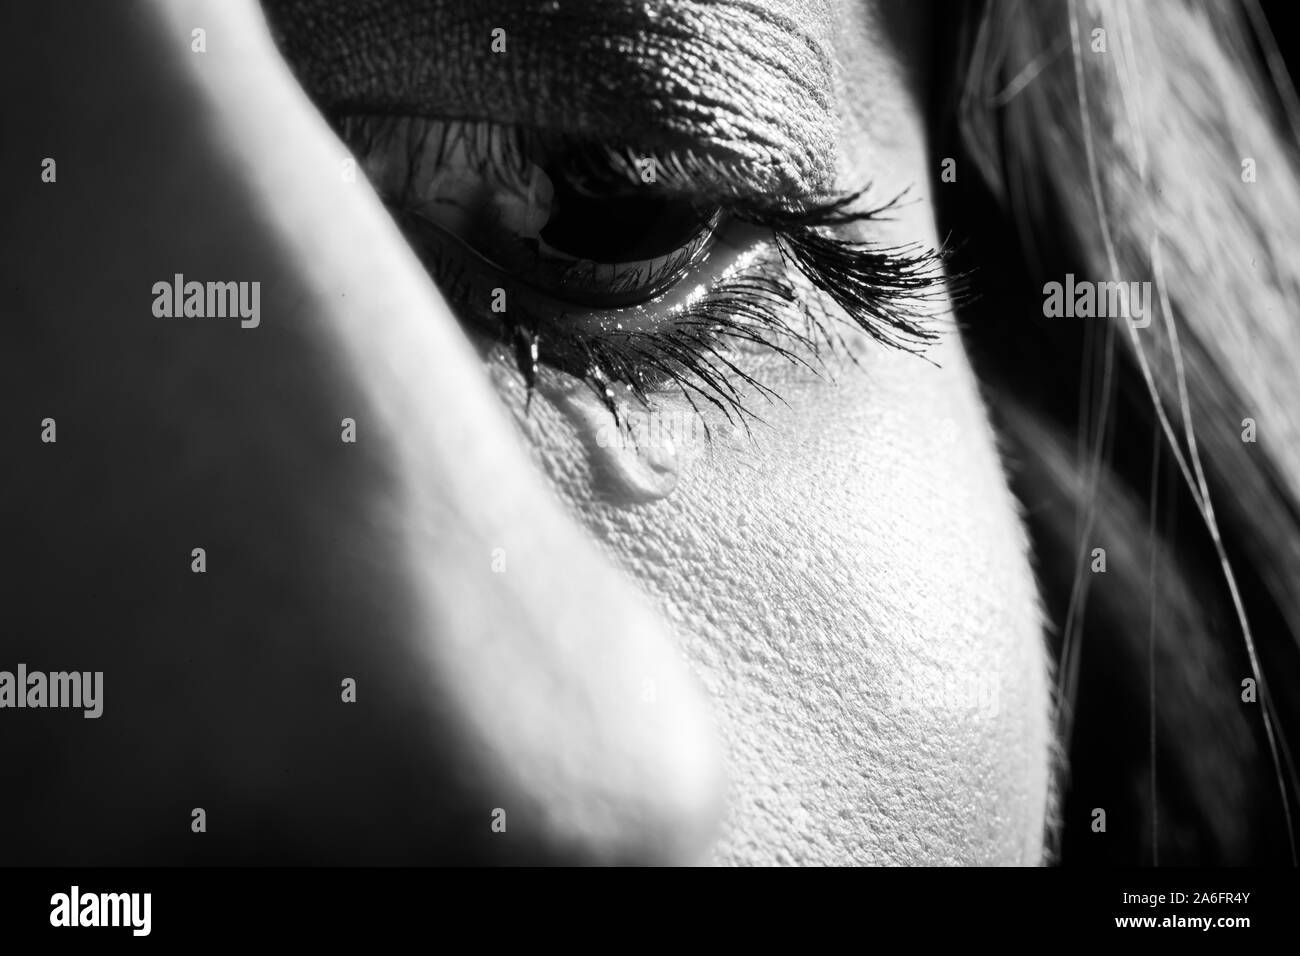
xmin=339 ymin=114 xmax=778 ymax=407
xmin=337 ymin=114 xmax=948 ymax=422
xmin=470 ymin=170 xmax=722 ymax=308
xmin=347 ymin=115 xmax=721 ymax=310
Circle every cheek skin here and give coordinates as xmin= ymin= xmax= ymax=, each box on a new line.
xmin=509 ymin=329 xmax=1053 ymax=865
xmin=500 ymin=27 xmax=1054 ymax=865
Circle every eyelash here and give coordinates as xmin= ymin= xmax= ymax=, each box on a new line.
xmin=339 ymin=116 xmax=957 ymax=435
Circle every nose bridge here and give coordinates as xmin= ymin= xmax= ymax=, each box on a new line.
xmin=393 ymin=452 xmax=727 ymax=864
xmin=182 ymin=0 xmax=728 ymax=862
xmin=2 ymin=0 xmax=724 ymax=865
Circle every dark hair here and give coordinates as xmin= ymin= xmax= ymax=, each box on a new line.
xmin=931 ymin=0 xmax=1300 ymax=863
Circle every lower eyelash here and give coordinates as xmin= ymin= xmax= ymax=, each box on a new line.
xmin=564 ymin=195 xmax=958 ymax=433
xmin=575 ymin=273 xmax=817 ymax=433
xmin=339 ymin=115 xmax=957 ymax=434
xmin=759 ymin=197 xmax=955 ymax=355
xmin=417 ymin=206 xmax=956 ymax=439
xmin=580 ymin=217 xmax=955 ymax=437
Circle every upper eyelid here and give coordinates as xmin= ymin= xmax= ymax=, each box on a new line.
xmin=347 ymin=112 xmax=951 ymax=346
xmin=338 ymin=114 xmax=832 ymax=215
xmin=264 ymin=0 xmax=841 ymax=204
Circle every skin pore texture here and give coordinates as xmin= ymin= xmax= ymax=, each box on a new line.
xmin=488 ymin=3 xmax=1054 ymax=863
xmin=3 ymin=0 xmax=1051 ymax=864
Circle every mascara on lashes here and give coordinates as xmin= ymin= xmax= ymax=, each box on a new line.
xmin=343 ymin=117 xmax=953 ymax=429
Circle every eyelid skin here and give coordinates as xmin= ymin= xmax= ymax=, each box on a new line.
xmin=260 ymin=0 xmax=841 ymax=202
xmin=3 ymin=0 xmax=722 ymax=863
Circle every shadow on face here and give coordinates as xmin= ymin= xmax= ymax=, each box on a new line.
xmin=0 ymin=0 xmax=1050 ymax=864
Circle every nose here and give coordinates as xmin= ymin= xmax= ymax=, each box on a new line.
xmin=1 ymin=0 xmax=724 ymax=865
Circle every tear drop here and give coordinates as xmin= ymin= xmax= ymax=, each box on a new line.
xmin=550 ymin=384 xmax=680 ymax=504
